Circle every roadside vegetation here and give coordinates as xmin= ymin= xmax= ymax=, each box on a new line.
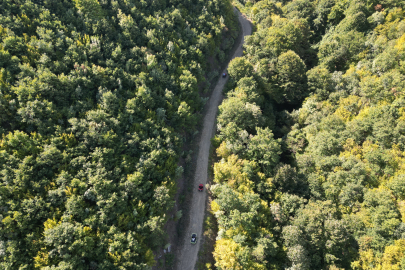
xmin=211 ymin=0 xmax=405 ymax=269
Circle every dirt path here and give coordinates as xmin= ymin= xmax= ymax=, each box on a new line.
xmin=175 ymin=8 xmax=252 ymax=270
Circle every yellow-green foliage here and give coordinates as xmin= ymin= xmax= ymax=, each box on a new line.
xmin=221 ymin=0 xmax=405 ymax=269
xmin=214 ymin=155 xmax=254 ymax=189
xmin=352 ymin=240 xmax=405 ymax=270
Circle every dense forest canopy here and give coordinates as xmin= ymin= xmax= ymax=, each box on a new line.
xmin=0 ymin=0 xmax=237 ymax=268
xmin=212 ymin=0 xmax=405 ymax=269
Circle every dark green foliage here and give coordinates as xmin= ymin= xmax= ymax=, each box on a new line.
xmin=247 ymin=127 xmax=282 ymax=176
xmin=227 ymin=56 xmax=254 ymax=82
xmin=273 ymin=50 xmax=308 ymax=104
xmin=284 ymin=201 xmax=357 ymax=269
xmin=307 ymin=65 xmax=333 ymax=99
xmin=218 ymin=97 xmax=262 ymax=134
xmin=0 ymin=0 xmax=236 ymax=268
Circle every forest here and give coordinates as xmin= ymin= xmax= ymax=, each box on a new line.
xmin=211 ymin=0 xmax=405 ymax=269
xmin=0 ymin=0 xmax=237 ymax=268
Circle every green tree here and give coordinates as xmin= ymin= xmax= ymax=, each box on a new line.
xmin=228 ymin=57 xmax=254 ymax=82
xmin=272 ymin=50 xmax=308 ymax=104
xmin=307 ymin=65 xmax=333 ymax=99
xmin=247 ymin=127 xmax=282 ymax=177
xmin=217 ymin=97 xmax=262 ymax=134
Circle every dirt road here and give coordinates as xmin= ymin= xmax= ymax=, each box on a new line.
xmin=175 ymin=8 xmax=252 ymax=270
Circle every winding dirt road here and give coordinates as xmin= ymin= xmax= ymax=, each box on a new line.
xmin=175 ymin=8 xmax=252 ymax=270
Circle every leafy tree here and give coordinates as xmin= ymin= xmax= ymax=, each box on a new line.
xmin=0 ymin=0 xmax=237 ymax=268
xmin=212 ymin=0 xmax=405 ymax=269
xmin=247 ymin=127 xmax=282 ymax=177
xmin=227 ymin=57 xmax=254 ymax=82
xmin=214 ymin=238 xmax=245 ymax=270
xmin=217 ymin=97 xmax=262 ymax=134
xmin=285 ymin=201 xmax=356 ymax=269
xmin=307 ymin=65 xmax=333 ymax=99
xmin=272 ymin=50 xmax=308 ymax=104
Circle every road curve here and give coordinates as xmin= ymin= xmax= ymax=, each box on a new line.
xmin=175 ymin=8 xmax=252 ymax=270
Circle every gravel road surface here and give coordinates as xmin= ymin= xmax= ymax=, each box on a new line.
xmin=175 ymin=8 xmax=252 ymax=270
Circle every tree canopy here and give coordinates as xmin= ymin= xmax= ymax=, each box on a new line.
xmin=212 ymin=0 xmax=405 ymax=269
xmin=0 ymin=0 xmax=237 ymax=268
